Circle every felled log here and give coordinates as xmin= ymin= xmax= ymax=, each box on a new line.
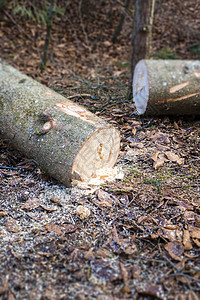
xmin=133 ymin=59 xmax=200 ymax=115
xmin=0 ymin=60 xmax=120 ymax=186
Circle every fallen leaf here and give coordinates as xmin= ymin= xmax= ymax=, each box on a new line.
xmin=120 ymin=262 xmax=129 ymax=290
xmin=5 ymin=217 xmax=20 ymax=233
xmin=189 ymin=226 xmax=200 ymax=239
xmin=177 ymin=157 xmax=184 ymax=165
xmin=153 ymin=158 xmax=165 ymax=170
xmin=62 ymin=224 xmax=79 ymax=234
xmin=183 ymin=230 xmax=193 ymax=250
xmin=132 ymin=263 xmax=141 ymax=279
xmin=164 ymin=241 xmax=184 ymax=261
xmin=158 ymin=228 xmax=177 ymax=241
xmin=130 ymin=142 xmax=144 ymax=149
xmin=111 ymin=226 xmax=121 ymax=245
xmin=21 ymin=197 xmax=40 ymax=210
xmin=151 ymin=151 xmax=160 ymax=161
xmin=96 ymin=248 xmax=112 ymax=258
xmin=8 ymin=292 xmax=15 ymax=300
xmin=165 ymin=151 xmax=180 ymax=162
xmin=45 ymin=223 xmax=63 ymax=235
xmin=96 ymin=189 xmax=113 ymax=207
xmin=150 ymin=132 xmax=170 ymax=144
xmin=50 ymin=197 xmax=62 ymax=206
xmin=84 ymin=248 xmax=95 ymax=260
xmin=193 ymin=238 xmax=200 ymax=247
xmin=151 ymin=152 xmax=167 ymax=169
xmin=194 ymin=214 xmax=200 ymax=227
xmin=137 ymin=284 xmax=164 ymax=298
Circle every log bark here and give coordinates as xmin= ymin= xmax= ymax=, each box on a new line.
xmin=132 ymin=59 xmax=200 ymax=115
xmin=0 ymin=60 xmax=120 ymax=186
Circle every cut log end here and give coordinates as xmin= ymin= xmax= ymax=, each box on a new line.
xmin=132 ymin=60 xmax=149 ymax=115
xmin=72 ymin=127 xmax=120 ymax=181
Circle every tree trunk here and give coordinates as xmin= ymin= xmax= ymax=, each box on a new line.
xmin=40 ymin=0 xmax=54 ymax=70
xmin=132 ymin=59 xmax=200 ymax=115
xmin=0 ymin=60 xmax=120 ymax=186
xmin=131 ymin=0 xmax=155 ymax=79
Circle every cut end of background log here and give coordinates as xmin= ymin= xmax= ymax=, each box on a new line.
xmin=133 ymin=59 xmax=200 ymax=115
xmin=0 ymin=59 xmax=120 ymax=187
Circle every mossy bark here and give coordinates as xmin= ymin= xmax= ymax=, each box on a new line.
xmin=133 ymin=59 xmax=200 ymax=115
xmin=0 ymin=60 xmax=120 ymax=186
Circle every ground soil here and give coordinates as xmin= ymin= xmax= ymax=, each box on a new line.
xmin=0 ymin=1 xmax=200 ymax=299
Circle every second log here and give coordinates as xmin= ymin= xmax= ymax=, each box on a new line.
xmin=133 ymin=59 xmax=200 ymax=115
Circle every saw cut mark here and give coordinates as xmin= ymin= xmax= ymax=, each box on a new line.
xmin=169 ymin=81 xmax=189 ymax=93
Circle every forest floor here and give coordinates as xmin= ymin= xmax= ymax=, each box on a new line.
xmin=0 ymin=0 xmax=200 ymax=299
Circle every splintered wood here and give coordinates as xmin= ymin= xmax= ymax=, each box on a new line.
xmin=132 ymin=59 xmax=200 ymax=115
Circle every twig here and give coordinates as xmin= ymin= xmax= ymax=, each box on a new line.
xmin=0 ymin=165 xmax=25 ymax=171
xmin=40 ymin=0 xmax=55 ymax=70
xmin=2 ymin=9 xmax=32 ymax=41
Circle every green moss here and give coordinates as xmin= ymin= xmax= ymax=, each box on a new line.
xmin=152 ymin=47 xmax=179 ymax=59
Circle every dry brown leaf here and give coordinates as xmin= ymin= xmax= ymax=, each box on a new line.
xmin=5 ymin=217 xmax=20 ymax=233
xmin=62 ymin=224 xmax=79 ymax=234
xmin=183 ymin=230 xmax=193 ymax=250
xmin=177 ymin=157 xmax=185 ymax=165
xmin=130 ymin=142 xmax=144 ymax=149
xmin=150 ymin=132 xmax=170 ymax=144
xmin=151 ymin=151 xmax=160 ymax=161
xmin=189 ymin=226 xmax=200 ymax=239
xmin=132 ymin=263 xmax=141 ymax=279
xmin=45 ymin=223 xmax=63 ymax=235
xmin=164 ymin=241 xmax=184 ymax=261
xmin=21 ymin=197 xmax=40 ymax=210
xmin=84 ymin=248 xmax=95 ymax=260
xmin=194 ymin=214 xmax=200 ymax=227
xmin=174 ymin=121 xmax=179 ymax=129
xmin=137 ymin=284 xmax=164 ymax=298
xmin=96 ymin=189 xmax=113 ymax=207
xmin=8 ymin=292 xmax=15 ymax=300
xmin=183 ymin=211 xmax=196 ymax=224
xmin=132 ymin=127 xmax=137 ymax=135
xmin=193 ymin=238 xmax=200 ymax=247
xmin=159 ymin=228 xmax=177 ymax=241
xmin=165 ymin=151 xmax=180 ymax=162
xmin=111 ymin=226 xmax=121 ymax=245
xmin=119 ymin=262 xmax=129 ymax=287
xmin=153 ymin=158 xmax=165 ymax=170
xmin=0 ymin=211 xmax=8 ymax=217
xmin=96 ymin=248 xmax=112 ymax=258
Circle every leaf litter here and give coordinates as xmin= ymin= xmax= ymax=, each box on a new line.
xmin=0 ymin=0 xmax=200 ymax=299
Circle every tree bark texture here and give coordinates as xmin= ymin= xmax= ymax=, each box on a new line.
xmin=133 ymin=59 xmax=200 ymax=115
xmin=131 ymin=0 xmax=155 ymax=78
xmin=0 ymin=60 xmax=120 ymax=186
